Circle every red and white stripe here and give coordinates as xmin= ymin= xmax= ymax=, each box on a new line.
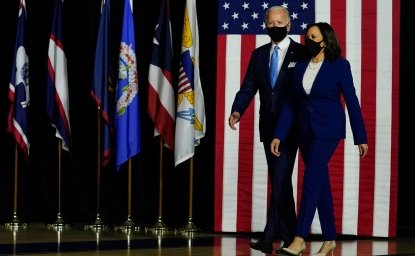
xmin=214 ymin=0 xmax=399 ymax=237
xmin=47 ymin=33 xmax=71 ymax=150
xmin=146 ymin=0 xmax=175 ymax=150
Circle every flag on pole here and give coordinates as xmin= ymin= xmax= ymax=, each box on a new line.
xmin=174 ymin=0 xmax=206 ymax=167
xmin=7 ymin=0 xmax=30 ymax=157
xmin=215 ymin=0 xmax=399 ymax=238
xmin=90 ymin=0 xmax=113 ymax=167
xmin=147 ymin=0 xmax=175 ymax=150
xmin=46 ymin=0 xmax=71 ymax=151
xmin=115 ymin=0 xmax=141 ymax=170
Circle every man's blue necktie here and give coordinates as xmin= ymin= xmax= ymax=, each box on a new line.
xmin=269 ymin=46 xmax=279 ymax=88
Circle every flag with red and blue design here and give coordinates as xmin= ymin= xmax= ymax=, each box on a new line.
xmin=91 ymin=0 xmax=114 ymax=167
xmin=46 ymin=0 xmax=71 ymax=151
xmin=8 ymin=0 xmax=30 ymax=157
xmin=147 ymin=0 xmax=175 ymax=150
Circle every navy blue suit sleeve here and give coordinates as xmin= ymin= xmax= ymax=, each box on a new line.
xmin=231 ymin=50 xmax=259 ymax=116
xmin=338 ymin=59 xmax=368 ymax=144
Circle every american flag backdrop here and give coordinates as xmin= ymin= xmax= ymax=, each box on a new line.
xmin=214 ymin=0 xmax=399 ymax=238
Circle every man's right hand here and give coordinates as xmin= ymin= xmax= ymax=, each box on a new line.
xmin=270 ymin=138 xmax=281 ymax=157
xmin=228 ymin=112 xmax=240 ymax=130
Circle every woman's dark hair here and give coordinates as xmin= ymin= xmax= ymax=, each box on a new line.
xmin=305 ymin=22 xmax=342 ymax=62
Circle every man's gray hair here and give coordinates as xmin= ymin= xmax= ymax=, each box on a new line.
xmin=264 ymin=6 xmax=291 ymax=23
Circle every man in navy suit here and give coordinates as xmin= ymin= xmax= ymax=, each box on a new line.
xmin=228 ymin=6 xmax=305 ymax=254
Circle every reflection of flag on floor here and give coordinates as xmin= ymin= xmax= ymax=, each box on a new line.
xmin=212 ymin=237 xmax=397 ymax=256
xmin=8 ymin=0 xmax=30 ymax=157
xmin=147 ymin=0 xmax=175 ymax=150
xmin=215 ymin=0 xmax=399 ymax=237
xmin=115 ymin=0 xmax=141 ymax=170
xmin=174 ymin=0 xmax=206 ymax=167
xmin=46 ymin=0 xmax=71 ymax=151
xmin=90 ymin=0 xmax=113 ymax=167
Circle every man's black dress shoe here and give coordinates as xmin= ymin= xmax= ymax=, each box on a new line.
xmin=250 ymin=239 xmax=273 ymax=254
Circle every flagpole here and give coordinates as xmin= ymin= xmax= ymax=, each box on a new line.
xmin=115 ymin=0 xmax=141 ymax=232
xmin=5 ymin=144 xmax=27 ymax=230
xmin=94 ymin=107 xmax=105 ymax=228
xmin=117 ymin=159 xmax=136 ymax=231
xmin=48 ymin=140 xmax=69 ymax=230
xmin=86 ymin=107 xmax=106 ymax=230
xmin=150 ymin=138 xmax=168 ymax=231
xmin=180 ymin=157 xmax=199 ymax=232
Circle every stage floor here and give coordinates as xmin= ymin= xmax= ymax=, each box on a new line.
xmin=0 ymin=223 xmax=414 ymax=255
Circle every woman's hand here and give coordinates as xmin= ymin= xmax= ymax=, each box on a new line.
xmin=359 ymin=144 xmax=368 ymax=159
xmin=270 ymin=138 xmax=281 ymax=157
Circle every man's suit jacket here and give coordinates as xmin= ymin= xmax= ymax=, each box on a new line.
xmin=231 ymin=38 xmax=305 ymax=142
xmin=274 ymin=57 xmax=367 ymax=145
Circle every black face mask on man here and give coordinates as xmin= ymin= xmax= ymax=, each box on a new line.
xmin=305 ymin=38 xmax=324 ymax=57
xmin=266 ymin=26 xmax=288 ymax=42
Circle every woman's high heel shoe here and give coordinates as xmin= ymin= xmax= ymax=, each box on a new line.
xmin=312 ymin=241 xmax=336 ymax=256
xmin=281 ymin=241 xmax=306 ymax=256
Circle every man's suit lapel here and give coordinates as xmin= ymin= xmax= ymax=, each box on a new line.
xmin=261 ymin=43 xmax=273 ymax=89
xmin=274 ymin=41 xmax=294 ymax=90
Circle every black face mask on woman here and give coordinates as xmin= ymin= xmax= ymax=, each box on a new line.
xmin=266 ymin=26 xmax=287 ymax=42
xmin=305 ymin=38 xmax=323 ymax=57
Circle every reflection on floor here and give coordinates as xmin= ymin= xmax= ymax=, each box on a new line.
xmin=0 ymin=223 xmax=414 ymax=255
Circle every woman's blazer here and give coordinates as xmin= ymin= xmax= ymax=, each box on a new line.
xmin=274 ymin=58 xmax=367 ymax=145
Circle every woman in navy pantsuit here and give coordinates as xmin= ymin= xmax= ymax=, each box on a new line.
xmin=270 ymin=22 xmax=368 ymax=256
